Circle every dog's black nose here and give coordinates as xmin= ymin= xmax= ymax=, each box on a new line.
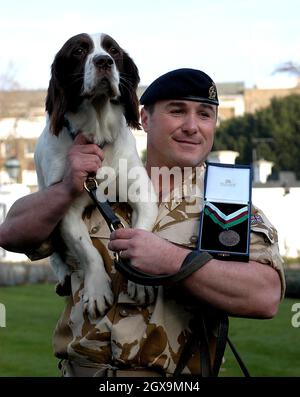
xmin=93 ymin=55 xmax=114 ymax=69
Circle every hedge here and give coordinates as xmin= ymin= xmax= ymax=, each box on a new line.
xmin=285 ymin=268 xmax=300 ymax=298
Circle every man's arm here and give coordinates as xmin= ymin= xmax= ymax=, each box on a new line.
xmin=108 ymin=228 xmax=282 ymax=318
xmin=0 ymin=134 xmax=104 ymax=253
xmin=180 ymin=257 xmax=281 ymax=319
xmin=0 ymin=184 xmax=75 ymax=253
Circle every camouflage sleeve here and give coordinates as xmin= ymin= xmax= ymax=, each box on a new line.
xmin=250 ymin=205 xmax=286 ymax=299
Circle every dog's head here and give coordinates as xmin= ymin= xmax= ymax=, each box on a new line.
xmin=46 ymin=33 xmax=141 ymax=135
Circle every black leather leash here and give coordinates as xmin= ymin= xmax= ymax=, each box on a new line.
xmin=115 ymin=249 xmax=213 ymax=287
xmin=227 ymin=335 xmax=251 ymax=377
xmin=84 ymin=177 xmax=123 ymax=233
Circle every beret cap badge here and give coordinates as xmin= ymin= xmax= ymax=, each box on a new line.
xmin=208 ymin=83 xmax=217 ymax=101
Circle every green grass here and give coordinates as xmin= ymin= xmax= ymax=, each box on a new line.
xmin=221 ymin=299 xmax=300 ymax=377
xmin=0 ymin=284 xmax=299 ymax=377
xmin=0 ymin=283 xmax=64 ymax=377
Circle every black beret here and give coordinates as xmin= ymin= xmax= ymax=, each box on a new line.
xmin=140 ymin=68 xmax=219 ymax=106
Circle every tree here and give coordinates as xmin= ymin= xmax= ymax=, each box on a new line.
xmin=0 ymin=61 xmax=20 ymax=91
xmin=140 ymin=148 xmax=147 ymax=165
xmin=274 ymin=61 xmax=300 ymax=77
xmin=0 ymin=61 xmax=21 ymax=119
xmin=214 ymin=94 xmax=300 ymax=179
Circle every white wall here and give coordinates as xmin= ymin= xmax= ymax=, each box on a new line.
xmin=133 ymin=129 xmax=147 ymax=157
xmin=219 ymin=95 xmax=245 ymax=117
xmin=208 ymin=150 xmax=240 ymax=165
xmin=252 ymin=187 xmax=300 ymax=258
xmin=0 ymin=184 xmax=31 ymax=262
xmin=0 ymin=117 xmax=45 ymax=139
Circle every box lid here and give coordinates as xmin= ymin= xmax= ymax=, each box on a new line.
xmin=205 ymin=162 xmax=251 ymax=204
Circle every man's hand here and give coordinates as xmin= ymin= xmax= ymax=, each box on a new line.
xmin=108 ymin=228 xmax=189 ymax=275
xmin=62 ymin=133 xmax=104 ymax=197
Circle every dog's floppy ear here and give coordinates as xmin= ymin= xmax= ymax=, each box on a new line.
xmin=119 ymin=52 xmax=141 ymax=130
xmin=45 ymin=57 xmax=68 ymax=136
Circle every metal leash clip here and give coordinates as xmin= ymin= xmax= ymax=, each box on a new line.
xmin=111 ymin=222 xmax=125 ymax=263
xmin=84 ymin=177 xmax=98 ymax=193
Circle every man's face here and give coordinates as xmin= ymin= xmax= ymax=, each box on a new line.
xmin=141 ymin=100 xmax=217 ymax=169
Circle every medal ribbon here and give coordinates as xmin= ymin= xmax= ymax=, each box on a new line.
xmin=204 ymin=202 xmax=248 ymax=229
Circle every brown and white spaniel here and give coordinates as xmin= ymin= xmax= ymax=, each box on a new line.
xmin=35 ymin=33 xmax=158 ymax=318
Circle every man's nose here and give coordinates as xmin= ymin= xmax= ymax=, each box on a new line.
xmin=182 ymin=114 xmax=198 ymax=134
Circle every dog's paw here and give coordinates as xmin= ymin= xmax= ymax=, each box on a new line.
xmin=82 ymin=271 xmax=113 ymax=319
xmin=127 ymin=281 xmax=156 ymax=305
xmin=55 ymin=275 xmax=72 ymax=296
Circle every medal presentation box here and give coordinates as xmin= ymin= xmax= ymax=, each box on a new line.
xmin=198 ymin=162 xmax=252 ymax=262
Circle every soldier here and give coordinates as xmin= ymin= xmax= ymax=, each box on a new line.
xmin=0 ymin=68 xmax=285 ymax=377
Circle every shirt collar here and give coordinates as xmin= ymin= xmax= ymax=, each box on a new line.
xmin=159 ymin=165 xmax=205 ymax=213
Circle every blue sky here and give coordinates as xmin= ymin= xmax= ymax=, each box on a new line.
xmin=1 ymin=0 xmax=300 ymax=89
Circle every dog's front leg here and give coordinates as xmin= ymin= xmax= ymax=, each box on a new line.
xmin=126 ymin=166 xmax=158 ymax=231
xmin=50 ymin=252 xmax=73 ymax=296
xmin=60 ymin=196 xmax=113 ymax=318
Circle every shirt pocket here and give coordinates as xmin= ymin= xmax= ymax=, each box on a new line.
xmin=154 ymin=218 xmax=200 ymax=248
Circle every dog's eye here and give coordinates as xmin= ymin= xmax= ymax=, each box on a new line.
xmin=109 ymin=47 xmax=120 ymax=56
xmin=73 ymin=47 xmax=86 ymax=56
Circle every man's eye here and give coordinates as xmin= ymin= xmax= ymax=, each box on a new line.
xmin=199 ymin=111 xmax=210 ymax=118
xmin=170 ymin=108 xmax=183 ymax=114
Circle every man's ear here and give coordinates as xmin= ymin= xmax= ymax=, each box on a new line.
xmin=140 ymin=107 xmax=149 ymax=133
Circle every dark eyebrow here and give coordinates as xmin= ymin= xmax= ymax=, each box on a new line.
xmin=166 ymin=101 xmax=187 ymax=107
xmin=166 ymin=101 xmax=216 ymax=116
xmin=199 ymin=103 xmax=215 ymax=111
xmin=166 ymin=101 xmax=215 ymax=109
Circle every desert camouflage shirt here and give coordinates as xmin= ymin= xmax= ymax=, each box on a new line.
xmin=49 ymin=166 xmax=285 ymax=375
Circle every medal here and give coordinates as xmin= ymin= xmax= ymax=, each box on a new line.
xmin=204 ymin=201 xmax=248 ymax=248
xmin=218 ymin=230 xmax=240 ymax=247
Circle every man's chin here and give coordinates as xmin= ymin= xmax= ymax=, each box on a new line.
xmin=172 ymin=157 xmax=202 ymax=169
xmin=171 ymin=147 xmax=209 ymax=167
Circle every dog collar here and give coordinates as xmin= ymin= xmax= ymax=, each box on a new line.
xmin=63 ymin=115 xmax=106 ymax=149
